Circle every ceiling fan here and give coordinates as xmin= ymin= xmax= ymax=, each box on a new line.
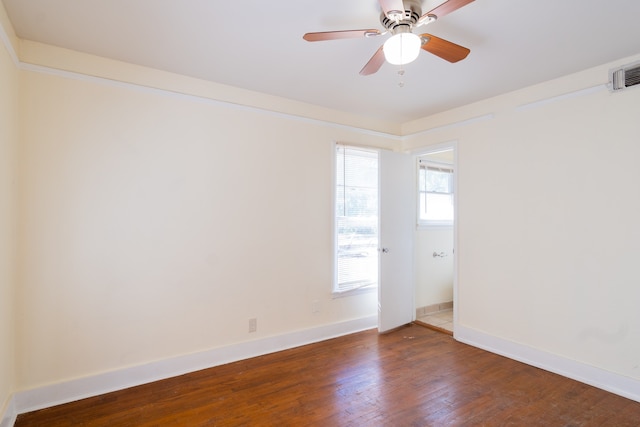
xmin=303 ymin=0 xmax=474 ymax=75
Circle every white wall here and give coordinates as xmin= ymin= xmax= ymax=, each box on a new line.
xmin=15 ymin=50 xmax=396 ymax=391
xmin=415 ymin=227 xmax=454 ymax=308
xmin=404 ymin=54 xmax=640 ymax=382
xmin=415 ymin=150 xmax=455 ymax=309
xmin=0 ymin=7 xmax=19 ymax=420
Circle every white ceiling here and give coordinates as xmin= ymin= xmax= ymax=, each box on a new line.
xmin=3 ymin=0 xmax=640 ymax=124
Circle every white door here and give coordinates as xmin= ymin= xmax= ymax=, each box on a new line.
xmin=378 ymin=150 xmax=415 ymax=333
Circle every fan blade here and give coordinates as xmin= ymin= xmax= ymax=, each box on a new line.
xmin=420 ymin=0 xmax=474 ymax=22
xmin=420 ymin=34 xmax=470 ymax=63
xmin=303 ymin=29 xmax=381 ymax=42
xmin=360 ymin=46 xmax=386 ymax=76
xmin=379 ymin=0 xmax=405 ymax=18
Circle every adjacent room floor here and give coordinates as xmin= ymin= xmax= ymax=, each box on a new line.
xmin=415 ymin=308 xmax=453 ymax=334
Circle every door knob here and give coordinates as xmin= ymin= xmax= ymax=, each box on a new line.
xmin=381 ymin=248 xmax=390 ymax=253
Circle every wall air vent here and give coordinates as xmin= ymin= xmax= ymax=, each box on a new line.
xmin=610 ymin=61 xmax=640 ymax=91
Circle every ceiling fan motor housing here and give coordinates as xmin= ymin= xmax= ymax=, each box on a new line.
xmin=380 ymin=0 xmax=422 ymax=34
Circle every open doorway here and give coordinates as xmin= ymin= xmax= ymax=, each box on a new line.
xmin=413 ymin=145 xmax=455 ymax=335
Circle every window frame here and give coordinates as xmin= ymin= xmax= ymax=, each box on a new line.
xmin=332 ymin=144 xmax=379 ymax=297
xmin=417 ymin=158 xmax=454 ymax=229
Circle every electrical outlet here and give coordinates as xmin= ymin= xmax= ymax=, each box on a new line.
xmin=312 ymin=300 xmax=320 ymax=313
xmin=248 ymin=318 xmax=257 ymax=333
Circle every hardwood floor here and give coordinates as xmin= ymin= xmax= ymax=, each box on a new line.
xmin=16 ymin=324 xmax=640 ymax=426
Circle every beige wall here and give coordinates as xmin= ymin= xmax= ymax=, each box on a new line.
xmin=0 ymin=14 xmax=19 ymax=417
xmin=15 ymin=57 xmax=395 ymax=390
xmin=404 ymin=54 xmax=640 ymax=381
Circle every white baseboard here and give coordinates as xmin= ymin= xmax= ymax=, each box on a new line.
xmin=0 ymin=397 xmax=16 ymax=427
xmin=12 ymin=315 xmax=377 ymax=418
xmin=14 ymin=318 xmax=635 ymax=424
xmin=455 ymin=324 xmax=640 ymax=403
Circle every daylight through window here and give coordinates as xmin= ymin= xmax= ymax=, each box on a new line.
xmin=419 ymin=160 xmax=454 ymax=225
xmin=335 ymin=145 xmax=379 ymax=293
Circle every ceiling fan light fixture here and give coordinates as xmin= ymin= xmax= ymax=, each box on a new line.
xmin=383 ymin=32 xmax=421 ymax=65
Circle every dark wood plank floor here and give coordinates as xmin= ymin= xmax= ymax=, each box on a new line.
xmin=16 ymin=324 xmax=640 ymax=426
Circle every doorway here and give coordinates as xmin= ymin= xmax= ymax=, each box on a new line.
xmin=413 ymin=144 xmax=456 ymax=334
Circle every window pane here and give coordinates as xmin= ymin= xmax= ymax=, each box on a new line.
xmin=337 ymin=217 xmax=378 ymax=288
xmin=344 ymin=187 xmax=377 ymax=217
xmin=336 ymin=146 xmax=378 ymax=292
xmin=420 ymin=193 xmax=454 ymax=221
xmin=336 ymin=186 xmax=345 ymax=217
xmin=425 ymin=169 xmax=452 ymax=193
xmin=419 ymin=162 xmax=454 ymax=224
xmin=344 ymin=150 xmax=377 ymax=188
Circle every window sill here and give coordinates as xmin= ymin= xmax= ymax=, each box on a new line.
xmin=417 ymin=221 xmax=453 ymax=230
xmin=332 ymin=284 xmax=377 ymax=299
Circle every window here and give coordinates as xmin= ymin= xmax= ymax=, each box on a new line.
xmin=418 ymin=159 xmax=454 ymax=226
xmin=334 ymin=145 xmax=379 ymax=294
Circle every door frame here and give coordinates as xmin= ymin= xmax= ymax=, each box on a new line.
xmin=409 ymin=141 xmax=458 ymax=335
